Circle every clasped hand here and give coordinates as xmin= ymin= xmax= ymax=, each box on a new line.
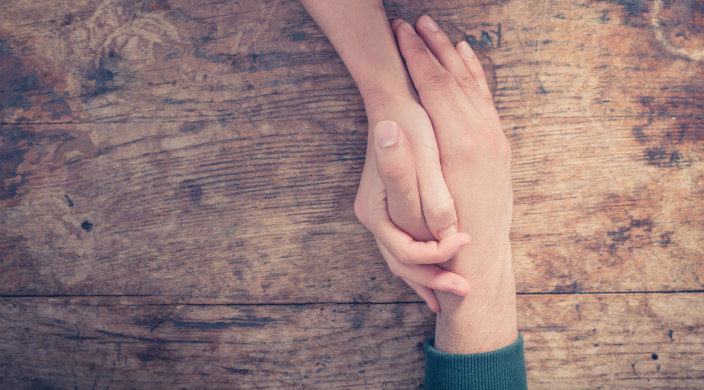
xmin=354 ymin=16 xmax=513 ymax=312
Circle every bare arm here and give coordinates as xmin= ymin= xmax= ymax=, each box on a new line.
xmin=301 ymin=0 xmax=413 ymax=102
xmin=391 ymin=15 xmax=518 ymax=353
xmin=302 ymin=0 xmax=471 ymax=311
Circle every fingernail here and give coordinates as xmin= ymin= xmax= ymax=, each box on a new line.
xmin=375 ymin=121 xmax=399 ymax=148
xmin=457 ymin=41 xmax=475 ymax=59
xmin=420 ymin=15 xmax=439 ymax=32
xmin=438 ymin=224 xmax=457 ymax=239
xmin=452 ymin=278 xmax=469 ymax=296
xmin=401 ymin=21 xmax=418 ymax=36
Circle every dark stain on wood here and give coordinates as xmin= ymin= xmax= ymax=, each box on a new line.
xmin=644 ymin=147 xmax=689 ymax=168
xmin=142 ymin=0 xmax=172 ymax=12
xmin=464 ymin=23 xmax=502 ymax=50
xmin=86 ymin=55 xmax=119 ymax=97
xmin=0 ymin=127 xmax=31 ymax=200
xmin=600 ymin=0 xmax=650 ymax=27
xmin=552 ymin=281 xmax=582 ymax=294
xmin=61 ymin=13 xmax=75 ymax=27
xmin=40 ymin=95 xmax=71 ymax=120
xmin=658 ymin=232 xmax=672 ymax=247
xmin=81 ymin=221 xmax=93 ymax=232
xmin=178 ymin=179 xmax=203 ymax=205
xmin=179 ymin=121 xmax=208 ymax=133
xmin=0 ymin=40 xmax=35 ymax=112
xmin=30 ymin=378 xmax=60 ymax=390
xmin=0 ymin=39 xmax=72 ymax=122
xmin=136 ymin=343 xmax=170 ymax=363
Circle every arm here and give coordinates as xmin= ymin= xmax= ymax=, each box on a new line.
xmin=302 ymin=0 xmax=470 ymax=311
xmin=392 ymin=14 xmax=518 ymax=354
xmin=300 ymin=0 xmax=413 ymax=103
xmin=371 ymin=15 xmax=526 ymax=388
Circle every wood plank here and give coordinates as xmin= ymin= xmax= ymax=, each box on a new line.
xmin=1 ymin=115 xmax=701 ymax=299
xmin=2 ymin=0 xmax=702 ymax=300
xmin=1 ymin=0 xmax=702 ymax=301
xmin=1 ymin=1 xmax=702 ymax=389
xmin=0 ymin=0 xmax=701 ymax=124
xmin=1 ymin=293 xmax=702 ymax=389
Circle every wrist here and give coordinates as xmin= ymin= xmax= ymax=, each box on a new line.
xmin=434 ymin=248 xmax=518 ymax=354
xmin=360 ymin=88 xmax=422 ymax=133
xmin=358 ymin=76 xmax=418 ymax=112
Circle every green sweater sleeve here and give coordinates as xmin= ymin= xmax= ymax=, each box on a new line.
xmin=424 ymin=334 xmax=527 ymax=390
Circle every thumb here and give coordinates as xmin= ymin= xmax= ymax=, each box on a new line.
xmin=373 ymin=120 xmax=430 ymax=240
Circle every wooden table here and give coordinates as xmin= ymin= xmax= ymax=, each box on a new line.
xmin=1 ymin=0 xmax=702 ymax=388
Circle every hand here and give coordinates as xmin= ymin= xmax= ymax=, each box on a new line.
xmin=300 ymin=0 xmax=472 ymax=312
xmin=391 ymin=15 xmax=517 ymax=353
xmin=354 ymin=97 xmax=473 ymax=313
xmin=355 ymin=117 xmax=471 ymax=313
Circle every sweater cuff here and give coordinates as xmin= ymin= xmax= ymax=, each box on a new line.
xmin=424 ymin=334 xmax=527 ymax=390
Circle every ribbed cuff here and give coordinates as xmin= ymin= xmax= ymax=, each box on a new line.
xmin=424 ymin=334 xmax=527 ymax=390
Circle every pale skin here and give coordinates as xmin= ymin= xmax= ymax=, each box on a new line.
xmin=301 ymin=0 xmax=470 ymax=312
xmin=302 ymin=1 xmax=518 ymax=354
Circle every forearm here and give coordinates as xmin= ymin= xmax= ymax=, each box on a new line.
xmin=434 ymin=245 xmax=518 ymax=354
xmin=300 ymin=0 xmax=414 ymax=101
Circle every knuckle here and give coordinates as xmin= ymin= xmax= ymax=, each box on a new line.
xmin=378 ymin=159 xmax=410 ymax=184
xmin=454 ymin=132 xmax=479 ymax=158
xmin=407 ymin=36 xmax=431 ymax=57
xmin=428 ymin=268 xmax=447 ymax=289
xmin=449 ymin=126 xmax=510 ymax=161
xmin=387 ymin=260 xmax=403 ymax=276
xmin=358 ymin=85 xmax=399 ymax=108
xmin=457 ymin=74 xmax=479 ymax=91
xmin=353 ymin=196 xmax=370 ymax=227
xmin=486 ymin=131 xmax=511 ymax=158
xmin=424 ymin=197 xmax=456 ymax=225
xmin=440 ymin=130 xmax=479 ymax=165
xmin=471 ymin=66 xmax=488 ymax=84
xmin=421 ymin=71 xmax=454 ymax=90
xmin=398 ymin=186 xmax=418 ymax=204
xmin=394 ymin=250 xmax=411 ymax=266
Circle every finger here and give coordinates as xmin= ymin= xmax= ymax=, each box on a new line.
xmin=354 ymin=140 xmax=387 ymax=228
xmin=416 ymin=161 xmax=459 ymax=241
xmin=355 ymin=130 xmax=469 ymax=264
xmin=365 ymin=207 xmax=470 ymax=265
xmin=403 ymin=278 xmax=440 ymax=312
xmin=393 ymin=20 xmax=473 ymax=155
xmin=378 ymin=240 xmax=470 ymax=296
xmin=374 ymin=120 xmax=456 ymax=240
xmin=393 ymin=19 xmax=466 ymax=106
xmin=455 ymin=40 xmax=493 ymax=101
xmin=373 ymin=120 xmax=431 ymax=240
xmin=391 ymin=18 xmax=404 ymax=31
xmin=415 ymin=15 xmax=485 ymax=101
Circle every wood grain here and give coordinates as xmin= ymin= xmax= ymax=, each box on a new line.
xmin=1 ymin=0 xmax=702 ymax=299
xmin=1 ymin=294 xmax=702 ymax=390
xmin=1 ymin=0 xmax=703 ymax=388
xmin=0 ymin=116 xmax=701 ymax=301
